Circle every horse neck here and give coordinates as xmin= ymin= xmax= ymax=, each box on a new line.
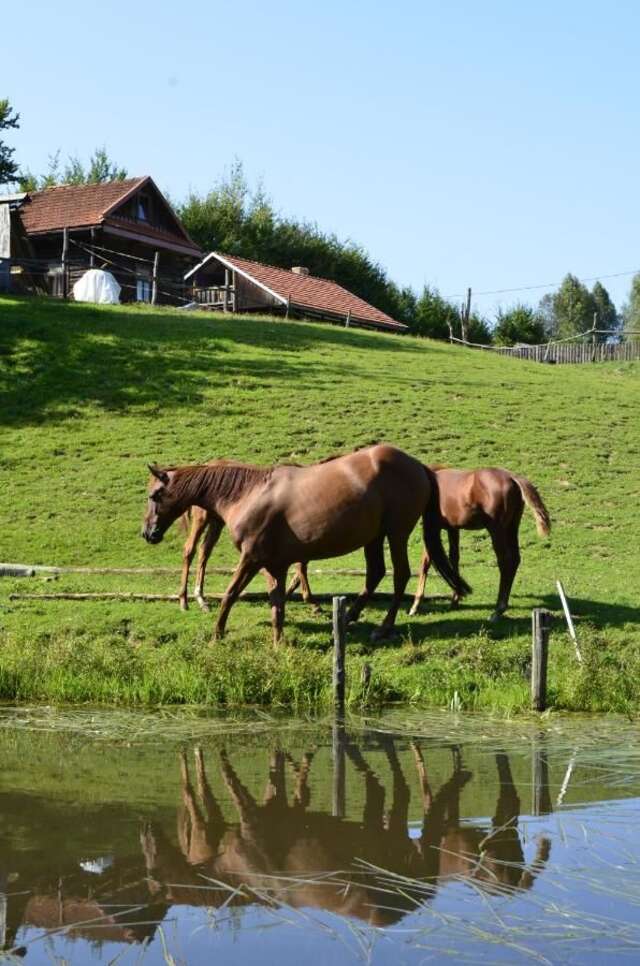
xmin=174 ymin=462 xmax=269 ymax=518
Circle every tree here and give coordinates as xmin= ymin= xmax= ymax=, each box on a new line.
xmin=20 ymin=146 xmax=127 ymax=191
xmin=466 ymin=313 xmax=492 ymax=345
xmin=591 ymin=281 xmax=619 ymax=339
xmin=412 ymin=286 xmax=459 ymax=340
xmin=550 ymin=273 xmax=596 ymax=340
xmin=493 ymin=304 xmax=546 ymax=346
xmin=621 ymin=272 xmax=640 ymax=340
xmin=0 ymin=99 xmax=20 ymax=186
xmin=537 ymin=292 xmax=557 ymax=339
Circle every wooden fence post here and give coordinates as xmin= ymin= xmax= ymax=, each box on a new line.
xmin=333 ymin=595 xmax=347 ymax=714
xmin=531 ymin=608 xmax=552 ymax=711
xmin=151 ymin=251 xmax=159 ymax=305
xmin=61 ymin=227 xmax=69 ymax=299
xmin=460 ymin=287 xmax=471 ymax=343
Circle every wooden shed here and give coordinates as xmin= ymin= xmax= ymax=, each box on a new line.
xmin=0 ymin=177 xmax=201 ymax=303
xmin=185 ymin=252 xmax=406 ymax=333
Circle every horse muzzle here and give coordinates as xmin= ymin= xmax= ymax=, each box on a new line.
xmin=142 ymin=526 xmax=164 ymax=545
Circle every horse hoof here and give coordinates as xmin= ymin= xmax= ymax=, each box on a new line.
xmin=197 ymin=599 xmax=211 ymax=613
xmin=488 ymin=611 xmax=504 ymax=623
xmin=345 ymin=610 xmax=359 ymax=625
xmin=408 ymin=604 xmax=419 ymax=617
xmin=179 ymin=599 xmax=188 ymax=612
xmin=311 ymin=605 xmax=324 ymax=616
xmin=450 ymin=598 xmax=460 ymax=611
xmin=370 ymin=626 xmax=396 ymax=643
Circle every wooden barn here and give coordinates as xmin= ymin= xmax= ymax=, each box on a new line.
xmin=185 ymin=252 xmax=406 ymax=333
xmin=0 ymin=177 xmax=201 ymax=303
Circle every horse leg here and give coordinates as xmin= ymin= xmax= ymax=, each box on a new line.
xmin=345 ymin=535 xmax=386 ymax=624
xmin=178 ymin=510 xmax=208 ymax=611
xmin=293 ymin=562 xmax=322 ymax=614
xmin=372 ymin=532 xmax=411 ymax=640
xmin=408 ymin=547 xmax=431 ymax=616
xmin=285 ymin=566 xmax=301 ymax=599
xmin=448 ymin=529 xmax=461 ymax=609
xmin=194 ymin=517 xmax=223 ymax=613
xmin=489 ymin=524 xmax=521 ymax=621
xmin=194 ymin=745 xmax=225 ymax=831
xmin=267 ymin=567 xmax=288 ymax=646
xmin=285 ymin=751 xmax=314 ymax=809
xmin=411 ymin=741 xmax=433 ymax=812
xmin=214 ymin=553 xmax=261 ymax=640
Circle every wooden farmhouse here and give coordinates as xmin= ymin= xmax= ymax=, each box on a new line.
xmin=0 ymin=177 xmax=201 ymax=303
xmin=185 ymin=252 xmax=406 ymax=333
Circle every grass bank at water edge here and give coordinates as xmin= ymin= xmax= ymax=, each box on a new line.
xmin=0 ymin=296 xmax=639 ymax=712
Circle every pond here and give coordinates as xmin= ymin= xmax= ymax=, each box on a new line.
xmin=1 ymin=707 xmax=640 ymax=964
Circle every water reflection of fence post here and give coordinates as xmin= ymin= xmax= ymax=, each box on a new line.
xmin=332 ymin=720 xmax=346 ymax=818
xmin=531 ymin=735 xmax=553 ymax=816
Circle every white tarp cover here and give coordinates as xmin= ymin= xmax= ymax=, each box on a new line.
xmin=73 ymin=268 xmax=121 ymax=304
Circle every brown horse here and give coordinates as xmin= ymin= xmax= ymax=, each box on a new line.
xmin=409 ymin=467 xmax=550 ymax=621
xmin=141 ymin=445 xmax=470 ymax=643
xmin=177 ymin=505 xmax=317 ymax=613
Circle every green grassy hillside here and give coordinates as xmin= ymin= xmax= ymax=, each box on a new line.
xmin=1 ymin=295 xmax=639 ymax=711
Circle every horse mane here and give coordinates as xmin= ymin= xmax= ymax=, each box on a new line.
xmin=170 ymin=461 xmax=272 ymax=506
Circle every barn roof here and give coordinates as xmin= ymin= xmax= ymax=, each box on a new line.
xmin=17 ymin=177 xmax=201 ymax=255
xmin=186 ymin=252 xmax=406 ymax=332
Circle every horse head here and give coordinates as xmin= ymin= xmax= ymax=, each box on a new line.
xmin=142 ymin=464 xmax=181 ymax=544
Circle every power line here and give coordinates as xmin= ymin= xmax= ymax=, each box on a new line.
xmin=443 ymin=267 xmax=640 ymax=301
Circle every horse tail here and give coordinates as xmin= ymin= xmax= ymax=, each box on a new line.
xmin=511 ymin=475 xmax=551 ymax=537
xmin=422 ymin=466 xmax=472 ymax=598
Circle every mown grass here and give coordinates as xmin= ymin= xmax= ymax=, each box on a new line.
xmin=0 ymin=295 xmax=639 ymax=711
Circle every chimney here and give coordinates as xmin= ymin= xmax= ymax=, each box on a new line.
xmin=291 ymin=266 xmax=309 ymax=276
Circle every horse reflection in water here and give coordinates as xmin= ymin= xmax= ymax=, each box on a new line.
xmin=141 ymin=741 xmax=551 ymax=926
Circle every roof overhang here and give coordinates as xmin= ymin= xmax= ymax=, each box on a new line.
xmin=103 ymin=222 xmax=201 ymax=257
xmin=185 ymin=251 xmax=288 ymax=304
xmin=0 ymin=192 xmax=28 ymax=205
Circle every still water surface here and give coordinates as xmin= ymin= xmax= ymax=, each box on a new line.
xmin=1 ymin=707 xmax=639 ymax=964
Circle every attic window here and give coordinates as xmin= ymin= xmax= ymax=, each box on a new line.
xmin=136 ymin=194 xmax=149 ymax=222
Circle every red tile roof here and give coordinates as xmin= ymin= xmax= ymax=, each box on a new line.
xmin=191 ymin=252 xmax=405 ymax=331
xmin=18 ymin=177 xmax=201 ymax=255
xmin=19 ymin=178 xmax=147 ymax=232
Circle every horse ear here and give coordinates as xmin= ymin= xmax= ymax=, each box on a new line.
xmin=148 ymin=464 xmax=170 ymax=485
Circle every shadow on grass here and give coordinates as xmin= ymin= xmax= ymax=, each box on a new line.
xmin=0 ymin=297 xmax=416 ymax=428
xmin=289 ymin=590 xmax=640 ymax=649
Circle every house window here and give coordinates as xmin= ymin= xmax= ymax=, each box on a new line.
xmin=136 ymin=194 xmax=149 ymax=222
xmin=136 ymin=277 xmax=151 ymax=302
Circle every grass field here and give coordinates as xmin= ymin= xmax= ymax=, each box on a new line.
xmin=1 ymin=295 xmax=639 ymax=712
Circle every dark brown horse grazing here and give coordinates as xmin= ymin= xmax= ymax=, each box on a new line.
xmin=141 ymin=445 xmax=471 ymax=643
xmin=177 ymin=505 xmax=317 ymax=613
xmin=409 ymin=466 xmax=550 ymax=621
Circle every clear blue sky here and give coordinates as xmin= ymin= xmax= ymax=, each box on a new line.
xmin=5 ymin=0 xmax=640 ymax=316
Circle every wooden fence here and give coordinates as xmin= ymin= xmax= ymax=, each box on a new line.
xmin=493 ymin=340 xmax=640 ymax=364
